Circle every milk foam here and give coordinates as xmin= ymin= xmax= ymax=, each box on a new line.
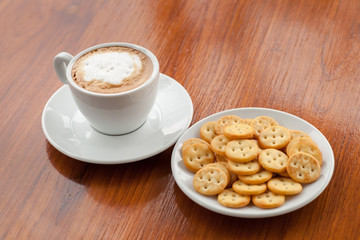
xmin=82 ymin=52 xmax=142 ymax=85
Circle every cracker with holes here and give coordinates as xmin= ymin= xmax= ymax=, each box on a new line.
xmin=214 ymin=115 xmax=242 ymax=135
xmin=238 ymin=170 xmax=273 ymax=184
xmin=252 ymin=190 xmax=285 ymax=209
xmin=287 ymin=152 xmax=321 ymax=183
xmin=258 ymin=125 xmax=291 ymax=149
xmin=258 ymin=149 xmax=288 ymax=173
xmin=182 ymin=141 xmax=215 ymax=172
xmin=267 ymin=177 xmax=303 ymax=195
xmin=286 ymin=136 xmax=315 ymax=155
xmin=225 ymin=139 xmax=259 ymax=162
xmin=223 ymin=123 xmax=255 ymax=139
xmin=200 ymin=121 xmax=217 ymax=143
xmin=232 ymin=180 xmax=267 ymax=195
xmin=251 ymin=116 xmax=279 ymax=138
xmin=181 ymin=138 xmax=210 ymax=155
xmin=289 ymin=129 xmax=311 ymax=140
xmin=218 ymin=188 xmax=251 ymax=208
xmin=193 ymin=167 xmax=228 ymax=195
xmin=204 ymin=162 xmax=230 ymax=186
xmin=210 ymin=135 xmax=231 ymax=155
xmin=227 ymin=158 xmax=261 ymax=175
xmin=287 ymin=137 xmax=323 ymax=165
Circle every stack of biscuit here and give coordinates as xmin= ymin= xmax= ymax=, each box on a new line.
xmin=181 ymin=115 xmax=323 ymax=209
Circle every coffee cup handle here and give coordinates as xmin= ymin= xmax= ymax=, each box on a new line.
xmin=53 ymin=52 xmax=74 ymax=84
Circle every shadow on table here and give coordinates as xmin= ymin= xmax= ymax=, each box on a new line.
xmin=46 ymin=142 xmax=173 ymax=208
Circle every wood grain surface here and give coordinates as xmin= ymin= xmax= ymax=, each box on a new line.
xmin=1 ymin=0 xmax=359 ymax=239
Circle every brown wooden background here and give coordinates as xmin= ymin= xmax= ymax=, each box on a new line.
xmin=0 ymin=0 xmax=359 ymax=239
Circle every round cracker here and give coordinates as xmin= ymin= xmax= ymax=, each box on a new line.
xmin=286 ymin=152 xmax=321 ymax=183
xmin=232 ymin=180 xmax=267 ymax=195
xmin=200 ymin=121 xmax=217 ymax=143
xmin=182 ymin=142 xmax=215 ymax=172
xmin=218 ymin=188 xmax=251 ymax=208
xmin=251 ymin=116 xmax=279 ymax=138
xmin=267 ymin=177 xmax=303 ymax=195
xmin=204 ymin=162 xmax=230 ymax=186
xmin=258 ymin=125 xmax=291 ymax=149
xmin=258 ymin=149 xmax=288 ymax=173
xmin=214 ymin=115 xmax=242 ymax=135
xmin=252 ymin=190 xmax=285 ymax=209
xmin=227 ymin=158 xmax=261 ymax=175
xmin=286 ymin=136 xmax=316 ymax=155
xmin=210 ymin=135 xmax=231 ymax=155
xmin=286 ymin=137 xmax=323 ymax=165
xmin=225 ymin=139 xmax=259 ymax=162
xmin=181 ymin=138 xmax=210 ymax=155
xmin=237 ymin=170 xmax=273 ymax=184
xmin=193 ymin=167 xmax=227 ymax=195
xmin=289 ymin=129 xmax=311 ymax=140
xmin=223 ymin=123 xmax=255 ymax=139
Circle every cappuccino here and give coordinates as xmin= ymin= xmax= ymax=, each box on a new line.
xmin=71 ymin=46 xmax=153 ymax=94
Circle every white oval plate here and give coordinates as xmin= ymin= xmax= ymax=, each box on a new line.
xmin=171 ymin=108 xmax=334 ymax=218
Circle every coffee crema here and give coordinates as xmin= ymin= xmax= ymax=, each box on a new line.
xmin=71 ymin=46 xmax=153 ymax=94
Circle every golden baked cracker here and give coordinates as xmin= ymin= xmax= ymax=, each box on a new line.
xmin=267 ymin=177 xmax=303 ymax=195
xmin=289 ymin=129 xmax=311 ymax=140
xmin=238 ymin=170 xmax=273 ymax=184
xmin=287 ymin=137 xmax=323 ymax=165
xmin=251 ymin=116 xmax=279 ymax=138
xmin=218 ymin=188 xmax=251 ymax=208
xmin=200 ymin=121 xmax=217 ymax=143
xmin=193 ymin=167 xmax=227 ymax=195
xmin=258 ymin=149 xmax=288 ymax=173
xmin=181 ymin=138 xmax=210 ymax=155
xmin=225 ymin=139 xmax=259 ymax=162
xmin=214 ymin=115 xmax=242 ymax=135
xmin=204 ymin=162 xmax=230 ymax=186
xmin=210 ymin=135 xmax=231 ymax=156
xmin=286 ymin=136 xmax=316 ymax=155
xmin=287 ymin=152 xmax=321 ymax=183
xmin=258 ymin=125 xmax=291 ymax=149
xmin=223 ymin=123 xmax=255 ymax=139
xmin=252 ymin=190 xmax=285 ymax=209
xmin=182 ymin=142 xmax=215 ymax=172
xmin=227 ymin=158 xmax=261 ymax=175
xmin=232 ymin=180 xmax=267 ymax=195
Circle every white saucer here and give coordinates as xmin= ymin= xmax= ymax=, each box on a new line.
xmin=171 ymin=108 xmax=335 ymax=218
xmin=42 ymin=74 xmax=193 ymax=164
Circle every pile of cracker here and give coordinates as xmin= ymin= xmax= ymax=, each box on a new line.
xmin=181 ymin=115 xmax=323 ymax=209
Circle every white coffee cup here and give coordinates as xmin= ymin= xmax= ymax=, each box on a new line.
xmin=53 ymin=42 xmax=159 ymax=135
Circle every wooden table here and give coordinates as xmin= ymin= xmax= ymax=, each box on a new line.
xmin=1 ymin=0 xmax=359 ymax=239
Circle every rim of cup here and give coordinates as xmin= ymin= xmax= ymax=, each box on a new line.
xmin=65 ymin=42 xmax=160 ymax=97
